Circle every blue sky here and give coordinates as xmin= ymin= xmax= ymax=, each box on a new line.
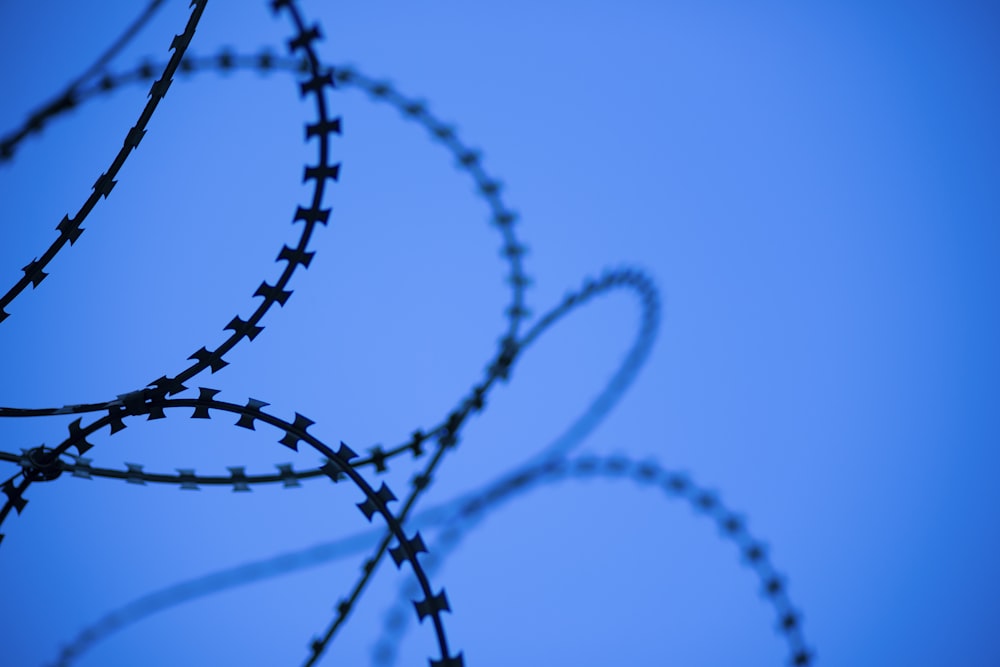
xmin=1 ymin=1 xmax=998 ymax=665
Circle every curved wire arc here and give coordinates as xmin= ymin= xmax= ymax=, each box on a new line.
xmin=0 ymin=0 xmax=207 ymax=325
xmin=0 ymin=5 xmax=815 ymax=667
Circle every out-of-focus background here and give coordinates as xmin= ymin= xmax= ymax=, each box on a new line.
xmin=1 ymin=1 xmax=998 ymax=665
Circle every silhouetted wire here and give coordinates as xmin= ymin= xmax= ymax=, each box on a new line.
xmin=0 ymin=0 xmax=211 ymax=543
xmin=0 ymin=2 xmax=474 ymax=664
xmin=46 ymin=529 xmax=382 ymax=667
xmin=46 ymin=454 xmax=813 ymax=667
xmin=0 ymin=0 xmax=346 ymax=532
xmin=0 ymin=4 xmax=816 ymax=666
xmin=371 ymin=454 xmax=813 ymax=667
xmin=17 ymin=260 xmax=659 ymax=664
xmin=0 ymin=56 xmax=540 ymax=656
xmin=0 ymin=49 xmax=531 ymax=497
xmin=46 ymin=265 xmax=662 ymax=664
xmin=37 ymin=390 xmax=462 ymax=667
xmin=0 ymin=49 xmax=529 ymax=421
xmin=0 ymin=0 xmax=205 ymax=326
xmin=66 ymin=0 xmax=169 ymax=92
xmin=0 ymin=0 xmax=168 ymax=163
xmin=0 ymin=263 xmax=656 ymax=490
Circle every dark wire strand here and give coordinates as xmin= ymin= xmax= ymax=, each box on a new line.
xmin=0 ymin=7 xmax=814 ymax=667
xmin=0 ymin=0 xmax=168 ymax=162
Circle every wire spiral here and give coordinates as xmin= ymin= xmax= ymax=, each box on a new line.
xmin=0 ymin=1 xmax=813 ymax=665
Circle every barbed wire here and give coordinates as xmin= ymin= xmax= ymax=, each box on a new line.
xmin=0 ymin=263 xmax=654 ymax=490
xmin=1 ymin=1 xmax=459 ymax=664
xmin=0 ymin=48 xmax=530 ymax=423
xmin=0 ymin=0 xmax=204 ymax=327
xmin=0 ymin=49 xmax=534 ymax=519
xmin=370 ymin=453 xmax=813 ymax=667
xmin=0 ymin=1 xmax=813 ymax=665
xmin=0 ymin=0 xmax=167 ymax=165
xmin=45 ymin=454 xmax=808 ymax=667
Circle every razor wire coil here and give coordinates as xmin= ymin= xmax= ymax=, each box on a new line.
xmin=0 ymin=2 xmax=813 ymax=665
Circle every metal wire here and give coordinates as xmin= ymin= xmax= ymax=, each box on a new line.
xmin=0 ymin=4 xmax=814 ymax=666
